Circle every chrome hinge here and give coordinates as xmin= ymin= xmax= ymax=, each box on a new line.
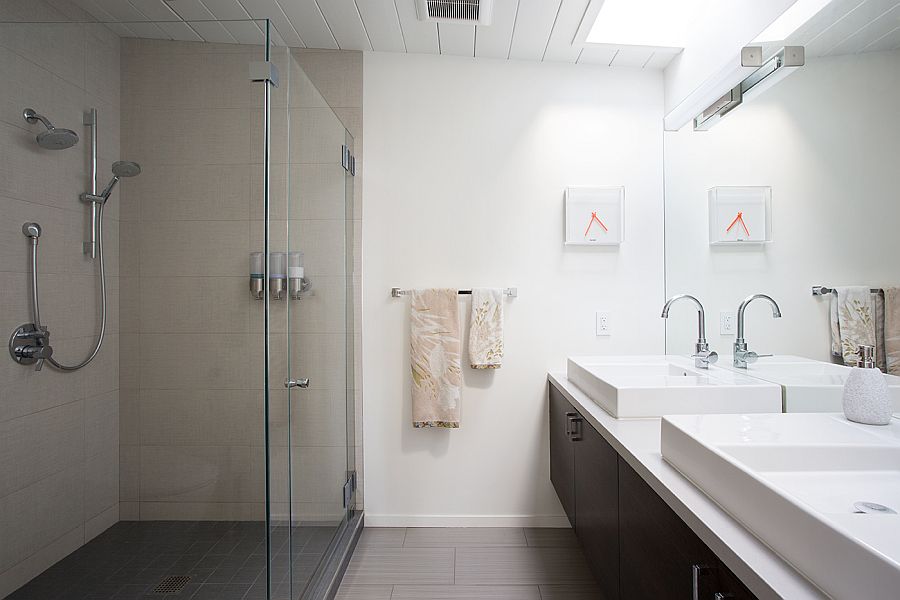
xmin=341 ymin=145 xmax=356 ymax=176
xmin=343 ymin=471 xmax=356 ymax=508
xmin=249 ymin=61 xmax=280 ymax=87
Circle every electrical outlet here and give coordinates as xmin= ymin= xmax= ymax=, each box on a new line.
xmin=596 ymin=311 xmax=611 ymax=336
xmin=720 ymin=311 xmax=736 ymax=335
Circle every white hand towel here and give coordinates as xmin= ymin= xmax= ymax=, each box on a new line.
xmin=410 ymin=289 xmax=461 ymax=428
xmin=468 ymin=288 xmax=504 ymax=369
xmin=832 ymin=286 xmax=877 ymax=366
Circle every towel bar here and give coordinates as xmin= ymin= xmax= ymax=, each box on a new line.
xmin=391 ymin=287 xmax=518 ymax=298
xmin=812 ymin=286 xmax=882 ymax=296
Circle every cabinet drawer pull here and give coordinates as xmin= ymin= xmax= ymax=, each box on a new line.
xmin=692 ymin=564 xmax=713 ymax=600
xmin=565 ymin=412 xmax=577 ymax=437
xmin=569 ymin=416 xmax=583 ymax=441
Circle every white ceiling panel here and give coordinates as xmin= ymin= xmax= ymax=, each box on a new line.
xmin=475 ymin=0 xmax=519 ymax=59
xmin=64 ymin=0 xmax=706 ymax=66
xmin=70 ymin=0 xmax=138 ymax=36
xmin=610 ymin=45 xmax=655 ymax=67
xmin=239 ymin=0 xmax=304 ymax=46
xmin=318 ymin=0 xmax=373 ymax=51
xmin=542 ymin=0 xmax=590 ymax=63
xmin=128 ymin=0 xmax=180 ymax=21
xmin=439 ymin=22 xmax=475 ymax=56
xmin=187 ymin=20 xmax=237 ymax=43
xmin=157 ymin=20 xmax=205 ymax=41
xmin=275 ymin=0 xmax=337 ymax=49
xmin=805 ymin=0 xmax=897 ymax=55
xmin=201 ymin=0 xmax=251 ymax=20
xmin=508 ymin=0 xmax=562 ymax=61
xmin=92 ymin=0 xmax=171 ymax=38
xmin=356 ymin=0 xmax=406 ymax=52
xmin=828 ymin=3 xmax=900 ymax=54
xmin=394 ymin=0 xmax=439 ymax=53
xmin=863 ymin=24 xmax=900 ymax=49
xmin=576 ymin=45 xmax=616 ymax=65
xmin=222 ymin=19 xmax=267 ymax=44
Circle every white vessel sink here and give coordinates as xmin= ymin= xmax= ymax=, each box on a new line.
xmin=566 ymin=356 xmax=782 ymax=418
xmin=716 ymin=355 xmax=900 ymax=414
xmin=662 ymin=412 xmax=900 ymax=599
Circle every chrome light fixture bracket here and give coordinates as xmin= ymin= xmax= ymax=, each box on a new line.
xmin=694 ymin=46 xmax=804 ymax=131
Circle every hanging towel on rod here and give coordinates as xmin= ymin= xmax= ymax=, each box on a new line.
xmin=468 ymin=288 xmax=504 ymax=369
xmin=884 ymin=288 xmax=900 ymax=375
xmin=409 ymin=289 xmax=461 ymax=428
xmin=831 ymin=286 xmax=877 ymax=367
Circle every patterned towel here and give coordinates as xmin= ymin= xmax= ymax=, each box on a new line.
xmin=831 ymin=286 xmax=877 ymax=366
xmin=468 ymin=288 xmax=504 ymax=369
xmin=410 ymin=289 xmax=461 ymax=428
xmin=885 ymin=288 xmax=900 ymax=375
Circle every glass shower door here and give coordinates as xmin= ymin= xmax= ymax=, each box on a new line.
xmin=266 ymin=45 xmax=355 ymax=599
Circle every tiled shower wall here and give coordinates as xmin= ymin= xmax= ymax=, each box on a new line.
xmin=0 ymin=1 xmax=121 ymax=596
xmin=118 ymin=39 xmax=363 ymax=521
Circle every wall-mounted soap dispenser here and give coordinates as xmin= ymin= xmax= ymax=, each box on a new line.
xmin=270 ymin=252 xmax=287 ymax=300
xmin=288 ymin=251 xmax=312 ymax=299
xmin=249 ymin=252 xmax=264 ymax=300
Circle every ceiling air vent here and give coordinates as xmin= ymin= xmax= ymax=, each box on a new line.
xmin=416 ymin=0 xmax=494 ymax=25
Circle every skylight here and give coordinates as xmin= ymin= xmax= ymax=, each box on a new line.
xmin=585 ymin=0 xmax=714 ymax=48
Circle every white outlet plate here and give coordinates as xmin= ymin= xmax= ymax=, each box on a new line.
xmin=596 ymin=311 xmax=611 ymax=336
xmin=720 ymin=311 xmax=736 ymax=335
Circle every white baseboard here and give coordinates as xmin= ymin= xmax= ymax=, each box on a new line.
xmin=363 ymin=514 xmax=571 ymax=528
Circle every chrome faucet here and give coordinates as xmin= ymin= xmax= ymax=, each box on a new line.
xmin=661 ymin=294 xmax=717 ymax=369
xmin=733 ymin=294 xmax=782 ymax=368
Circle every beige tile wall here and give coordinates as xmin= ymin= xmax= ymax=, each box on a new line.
xmin=119 ymin=40 xmax=363 ymax=522
xmin=0 ymin=2 xmax=121 ymax=596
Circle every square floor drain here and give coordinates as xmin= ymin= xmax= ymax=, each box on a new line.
xmin=152 ymin=575 xmax=191 ymax=594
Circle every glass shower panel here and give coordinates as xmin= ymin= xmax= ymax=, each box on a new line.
xmin=283 ymin=52 xmax=353 ymax=597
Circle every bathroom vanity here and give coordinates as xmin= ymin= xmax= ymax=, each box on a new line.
xmin=548 ymin=374 xmax=828 ymax=600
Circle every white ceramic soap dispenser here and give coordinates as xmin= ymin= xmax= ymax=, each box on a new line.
xmin=842 ymin=345 xmax=892 ymax=425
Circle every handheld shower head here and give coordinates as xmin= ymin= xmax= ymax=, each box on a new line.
xmin=23 ymin=108 xmax=79 ymax=150
xmin=98 ymin=161 xmax=142 ymax=201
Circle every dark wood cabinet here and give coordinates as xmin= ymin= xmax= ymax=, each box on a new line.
xmin=549 ymin=384 xmax=576 ymax=526
xmin=549 ymin=381 xmax=757 ymax=600
xmin=574 ymin=413 xmax=620 ymax=600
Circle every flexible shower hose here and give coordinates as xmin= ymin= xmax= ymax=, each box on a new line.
xmin=29 ymin=203 xmax=108 ymax=371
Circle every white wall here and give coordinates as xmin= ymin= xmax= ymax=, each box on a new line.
xmin=362 ymin=52 xmax=665 ymax=526
xmin=665 ymin=50 xmax=900 ymax=359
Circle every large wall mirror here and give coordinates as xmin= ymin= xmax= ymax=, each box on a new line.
xmin=664 ymin=0 xmax=899 ymax=381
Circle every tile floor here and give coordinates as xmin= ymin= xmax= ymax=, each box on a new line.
xmin=336 ymin=528 xmax=601 ymax=600
xmin=7 ymin=521 xmax=338 ymax=600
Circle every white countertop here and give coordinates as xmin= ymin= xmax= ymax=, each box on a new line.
xmin=549 ymin=372 xmax=828 ymax=600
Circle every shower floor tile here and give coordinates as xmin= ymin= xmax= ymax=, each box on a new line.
xmin=7 ymin=521 xmax=337 ymax=600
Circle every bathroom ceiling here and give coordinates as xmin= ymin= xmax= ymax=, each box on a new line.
xmin=69 ymin=0 xmax=681 ymax=69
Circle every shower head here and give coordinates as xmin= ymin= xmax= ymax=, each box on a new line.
xmin=23 ymin=108 xmax=79 ymax=150
xmin=112 ymin=161 xmax=141 ymax=178
xmin=98 ymin=161 xmax=142 ymax=201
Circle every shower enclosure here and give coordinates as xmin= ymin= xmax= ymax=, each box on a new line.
xmin=0 ymin=15 xmax=358 ymax=600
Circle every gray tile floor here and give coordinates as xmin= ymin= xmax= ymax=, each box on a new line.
xmin=336 ymin=528 xmax=601 ymax=600
xmin=8 ymin=521 xmax=337 ymax=600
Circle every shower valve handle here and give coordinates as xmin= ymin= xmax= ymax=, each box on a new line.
xmin=285 ymin=378 xmax=310 ymax=389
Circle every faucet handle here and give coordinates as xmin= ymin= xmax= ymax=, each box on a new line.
xmin=692 ymin=349 xmax=718 ymax=369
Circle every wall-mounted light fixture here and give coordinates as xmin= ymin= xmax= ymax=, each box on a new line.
xmin=693 ymin=46 xmax=804 ymax=131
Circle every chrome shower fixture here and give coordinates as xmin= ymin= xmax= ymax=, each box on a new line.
xmin=83 ymin=161 xmax=142 ymax=204
xmin=23 ymin=108 xmax=79 ymax=149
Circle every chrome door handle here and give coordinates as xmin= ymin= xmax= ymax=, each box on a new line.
xmin=284 ymin=378 xmax=310 ymax=389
